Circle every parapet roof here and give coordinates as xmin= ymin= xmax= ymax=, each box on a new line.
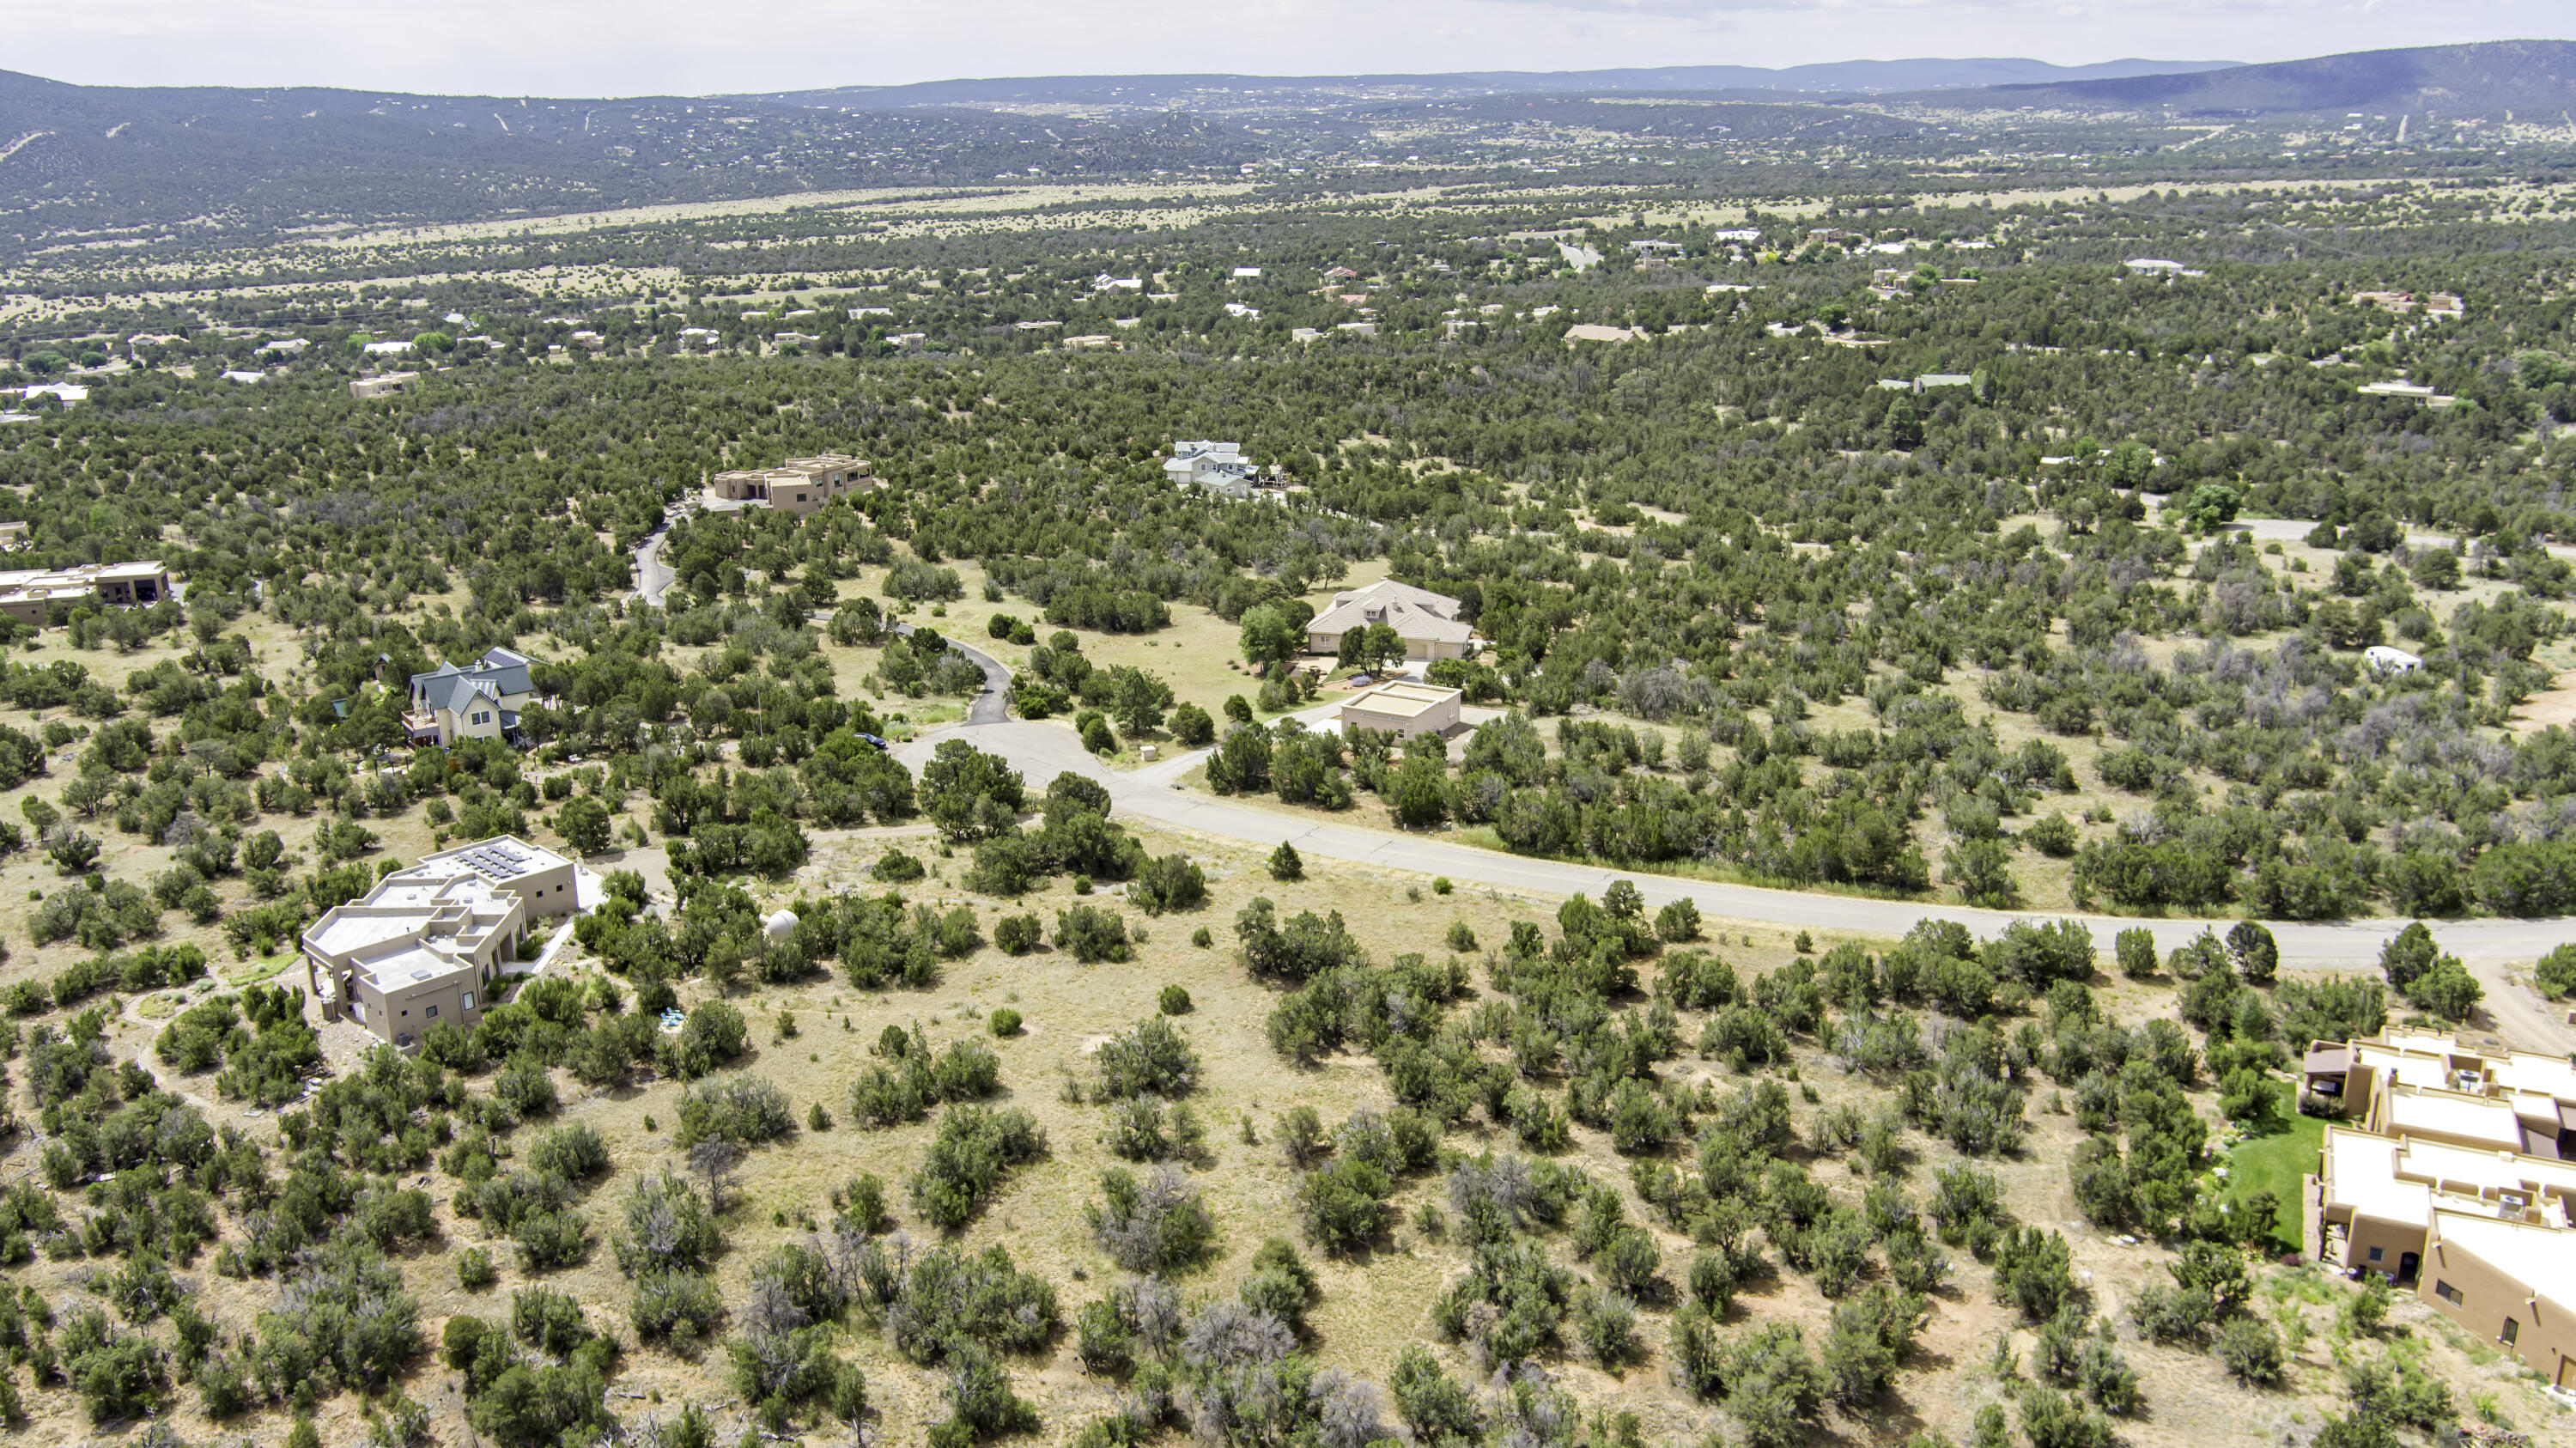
xmin=1342 ymin=681 xmax=1465 ymax=719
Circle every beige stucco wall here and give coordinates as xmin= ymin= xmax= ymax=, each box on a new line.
xmin=1341 ymin=697 xmax=1461 ymax=740
xmin=2420 ymin=1236 xmax=2576 ymax=1386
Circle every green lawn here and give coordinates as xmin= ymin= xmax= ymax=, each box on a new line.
xmin=2225 ymin=1112 xmax=2325 ymax=1252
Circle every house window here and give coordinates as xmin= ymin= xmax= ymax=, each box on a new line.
xmin=2502 ymin=1317 xmax=2519 ymax=1346
xmin=425 ymin=1004 xmax=438 ymax=1019
xmin=2367 ymin=1247 xmax=2384 ymax=1262
xmin=462 ymin=992 xmax=475 ymax=1010
xmin=2435 ymin=1281 xmax=2463 ymax=1306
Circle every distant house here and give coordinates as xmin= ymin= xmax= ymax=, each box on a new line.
xmin=1916 ymin=374 xmax=1972 ymax=392
xmin=408 ymin=647 xmax=538 ymax=747
xmin=2125 ymin=259 xmax=2186 ymax=274
xmin=1339 ymin=681 xmax=1463 ymax=740
xmin=362 ymin=339 xmax=415 ymax=356
xmin=1564 ymin=324 xmax=1637 ymax=344
xmin=1165 ymin=441 xmax=1256 ymax=498
xmin=2358 ymin=380 xmax=2455 ymax=408
xmin=0 ymin=560 xmax=172 ymax=626
xmin=1306 ymin=580 xmax=1475 ymax=662
xmin=2365 ymin=645 xmax=2423 ymax=675
xmin=708 ymin=453 xmax=875 ymax=514
xmin=261 ymin=338 xmax=311 ymax=356
xmin=350 ymin=372 xmax=418 ymax=400
xmin=770 ymin=331 xmax=822 ymax=347
xmin=1231 ymin=266 xmax=1263 ymax=278
xmin=220 ymin=370 xmax=264 ymax=385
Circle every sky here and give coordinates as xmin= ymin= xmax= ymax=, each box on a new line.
xmin=3 ymin=0 xmax=2565 ymax=96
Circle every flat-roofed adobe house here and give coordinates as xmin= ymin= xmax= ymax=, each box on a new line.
xmin=2420 ymin=1208 xmax=2576 ymax=1386
xmin=2313 ymin=1124 xmax=2576 ymax=1282
xmin=2296 ymin=1026 xmax=2576 ymax=1383
xmin=2304 ymin=1025 xmax=2576 ymax=1158
xmin=0 ymin=560 xmax=173 ymax=627
xmin=1304 ymin=579 xmax=1477 ymax=663
xmin=1338 ymin=681 xmax=1464 ymax=740
xmin=708 ymin=453 xmax=874 ymax=514
xmin=407 ymin=647 xmax=537 ymax=748
xmin=303 ymin=837 xmax=585 ymax=1051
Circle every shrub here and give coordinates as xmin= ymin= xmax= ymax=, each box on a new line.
xmin=1157 ymin=985 xmax=1191 ymax=1015
xmin=1267 ymin=842 xmax=1303 ymax=880
xmin=993 ymin=913 xmax=1042 ymax=955
xmin=2538 ymin=943 xmax=2576 ymax=1000
xmin=1087 ymin=1165 xmax=1215 ymax=1273
xmin=2215 ymin=1315 xmax=2285 ymax=1386
xmin=630 ymin=1270 xmax=726 ymax=1342
xmin=1131 ymin=853 xmax=1206 ymax=916
xmin=872 ymin=849 xmax=927 ymax=882
xmin=2114 ymin=927 xmax=2157 ymax=979
xmin=1297 ymin=1156 xmax=1392 ymax=1254
xmin=457 ymin=1248 xmax=498 ymax=1291
xmin=1091 ymin=1016 xmax=1200 ymax=1099
xmin=910 ymin=1105 xmax=1047 ymax=1229
xmin=1054 ymin=904 xmax=1130 ymax=963
xmin=989 ymin=1007 xmax=1022 ymax=1037
xmin=1655 ymin=897 xmax=1701 ymax=942
xmin=613 ymin=1168 xmax=726 ymax=1277
xmin=675 ymin=1075 xmax=796 ymax=1149
xmin=1992 ymin=1227 xmax=2077 ymax=1322
xmin=2024 ymin=812 xmax=2080 ymax=857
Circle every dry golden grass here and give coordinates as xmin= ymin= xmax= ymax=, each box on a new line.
xmin=9 ymin=806 xmax=2561 ymax=1446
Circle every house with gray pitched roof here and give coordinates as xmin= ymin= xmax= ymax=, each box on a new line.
xmin=406 ymin=647 xmax=537 ymax=747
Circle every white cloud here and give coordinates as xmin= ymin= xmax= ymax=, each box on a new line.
xmin=0 ymin=0 xmax=2554 ymax=94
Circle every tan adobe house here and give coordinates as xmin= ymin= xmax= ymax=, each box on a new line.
xmin=406 ymin=647 xmax=538 ymax=747
xmin=2313 ymin=1124 xmax=2576 ymax=1281
xmin=0 ymin=560 xmax=173 ymax=627
xmin=303 ymin=837 xmax=582 ymax=1050
xmin=1304 ymin=579 xmax=1477 ymax=662
xmin=2420 ymin=1208 xmax=2576 ymax=1386
xmin=1338 ymin=681 xmax=1464 ymax=740
xmin=2304 ymin=1025 xmax=2576 ymax=1158
xmin=708 ymin=453 xmax=874 ymax=514
xmin=2299 ymin=1027 xmax=2576 ymax=1384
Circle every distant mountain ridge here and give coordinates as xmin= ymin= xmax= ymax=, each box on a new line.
xmin=751 ymin=58 xmax=2234 ymax=111
xmin=1905 ymin=40 xmax=2576 ymax=115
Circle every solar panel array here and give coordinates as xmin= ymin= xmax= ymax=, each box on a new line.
xmin=454 ymin=841 xmax=532 ymax=879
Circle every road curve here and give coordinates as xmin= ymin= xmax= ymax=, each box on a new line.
xmin=617 ymin=532 xmax=2568 ymax=1043
xmin=897 ymin=715 xmax=2576 ymax=1050
xmin=630 ymin=520 xmax=679 ymax=607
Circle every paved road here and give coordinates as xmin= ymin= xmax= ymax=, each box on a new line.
xmin=633 ymin=521 xmax=2571 ymax=1047
xmin=630 ymin=519 xmax=680 ymax=606
xmin=899 ymin=713 xmax=2576 ymax=1050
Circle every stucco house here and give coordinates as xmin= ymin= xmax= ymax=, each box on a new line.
xmin=708 ymin=453 xmax=875 ymax=514
xmin=303 ymin=837 xmax=583 ymax=1050
xmin=1305 ymin=579 xmax=1476 ymax=662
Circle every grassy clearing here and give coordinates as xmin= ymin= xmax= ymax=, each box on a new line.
xmin=2227 ymin=1112 xmax=2326 ymax=1251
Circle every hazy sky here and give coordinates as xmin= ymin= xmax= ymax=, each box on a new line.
xmin=4 ymin=0 xmax=2563 ymax=95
